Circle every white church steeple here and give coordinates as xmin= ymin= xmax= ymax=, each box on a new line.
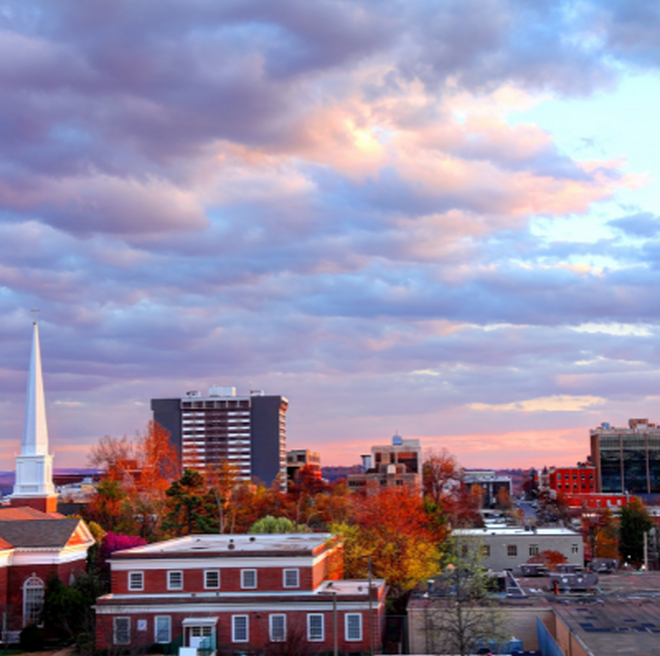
xmin=11 ymin=319 xmax=57 ymax=512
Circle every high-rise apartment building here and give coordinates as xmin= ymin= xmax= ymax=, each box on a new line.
xmin=151 ymin=386 xmax=287 ymax=487
xmin=590 ymin=418 xmax=660 ymax=495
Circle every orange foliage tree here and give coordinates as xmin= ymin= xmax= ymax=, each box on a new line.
xmin=85 ymin=422 xmax=180 ymax=540
xmin=527 ymin=549 xmax=567 ymax=571
xmin=334 ymin=487 xmax=447 ymax=610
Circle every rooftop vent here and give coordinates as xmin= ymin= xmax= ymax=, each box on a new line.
xmin=228 ymin=543 xmax=235 ymax=550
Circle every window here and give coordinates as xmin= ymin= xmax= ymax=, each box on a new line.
xmin=205 ymin=570 xmax=220 ymax=589
xmin=529 ymin=545 xmax=539 ymax=556
xmin=23 ymin=576 xmax=44 ymax=626
xmin=571 ymin=544 xmax=579 ymax=554
xmin=345 ymin=614 xmax=362 ymax=641
xmin=232 ymin=615 xmax=249 ymax=642
xmin=307 ymin=614 xmax=324 ymax=641
xmin=155 ymin=616 xmax=171 ymax=643
xmin=557 ymin=473 xmax=562 ymax=480
xmin=114 ymin=617 xmax=130 ymax=645
xmin=241 ymin=569 xmax=257 ymax=589
xmin=269 ymin=614 xmax=286 ymax=642
xmin=168 ymin=571 xmax=183 ymax=590
xmin=128 ymin=571 xmax=144 ymax=591
xmin=507 ymin=545 xmax=517 ymax=557
xmin=283 ymin=569 xmax=299 ymax=588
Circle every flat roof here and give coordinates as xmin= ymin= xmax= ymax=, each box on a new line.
xmin=112 ymin=533 xmax=337 ymax=558
xmin=455 ymin=526 xmax=581 ymax=537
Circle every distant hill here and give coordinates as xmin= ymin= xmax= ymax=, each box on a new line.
xmin=321 ymin=464 xmax=362 ymax=483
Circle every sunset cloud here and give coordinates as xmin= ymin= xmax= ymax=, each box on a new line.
xmin=1 ymin=0 xmax=660 ymax=469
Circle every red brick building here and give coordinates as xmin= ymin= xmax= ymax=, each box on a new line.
xmin=95 ymin=533 xmax=387 ymax=655
xmin=542 ymin=464 xmax=596 ymax=495
xmin=0 ymin=506 xmax=94 ymax=635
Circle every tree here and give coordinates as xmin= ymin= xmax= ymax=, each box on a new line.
xmin=206 ymin=459 xmax=241 ymax=533
xmin=581 ymin=507 xmax=618 ymax=562
xmin=423 ymin=537 xmax=507 ymax=656
xmin=248 ymin=516 xmax=309 ymax=533
xmin=619 ymin=496 xmax=653 ymax=566
xmin=86 ymin=423 xmax=180 ymax=539
xmin=527 ymin=549 xmax=567 ymax=571
xmin=423 ymin=448 xmax=462 ymax=506
xmin=334 ymin=488 xmax=445 ymax=611
xmin=163 ymin=469 xmax=218 ymax=536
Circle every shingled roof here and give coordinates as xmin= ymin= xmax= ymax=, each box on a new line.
xmin=0 ymin=507 xmax=63 ymax=521
xmin=0 ymin=519 xmax=83 ymax=548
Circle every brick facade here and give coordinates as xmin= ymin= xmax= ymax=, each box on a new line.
xmin=96 ymin=533 xmax=386 ymax=655
xmin=0 ymin=510 xmax=94 ymax=632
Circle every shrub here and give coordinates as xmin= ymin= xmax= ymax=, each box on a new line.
xmin=19 ymin=623 xmax=44 ymax=652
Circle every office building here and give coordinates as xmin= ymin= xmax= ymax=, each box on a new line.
xmin=347 ymin=434 xmax=421 ymax=494
xmin=463 ymin=470 xmax=512 ymax=509
xmin=286 ymin=449 xmax=321 ymax=483
xmin=590 ymin=418 xmax=660 ymax=495
xmin=151 ymin=387 xmax=287 ymax=487
xmin=453 ymin=526 xmax=584 ymax=572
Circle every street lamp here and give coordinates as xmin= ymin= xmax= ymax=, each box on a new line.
xmin=358 ymin=555 xmax=374 ymax=656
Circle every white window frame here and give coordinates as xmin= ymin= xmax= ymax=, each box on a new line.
xmin=232 ymin=615 xmax=249 ymax=642
xmin=283 ymin=568 xmax=299 ymax=588
xmin=167 ymin=570 xmax=184 ymax=591
xmin=345 ymin=613 xmax=362 ymax=642
xmin=23 ymin=575 xmax=45 ymax=626
xmin=128 ymin=571 xmax=144 ymax=591
xmin=529 ymin=544 xmax=539 ymax=556
xmin=114 ymin=617 xmax=131 ymax=645
xmin=241 ymin=569 xmax=257 ymax=589
xmin=154 ymin=616 xmax=171 ymax=643
xmin=269 ymin=614 xmax=286 ymax=642
xmin=307 ymin=614 xmax=324 ymax=642
xmin=204 ymin=570 xmax=220 ymax=589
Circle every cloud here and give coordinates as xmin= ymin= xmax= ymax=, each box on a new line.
xmin=1 ymin=0 xmax=660 ymax=470
xmin=608 ymin=211 xmax=660 ymax=237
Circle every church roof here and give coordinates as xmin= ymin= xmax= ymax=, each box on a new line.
xmin=0 ymin=507 xmax=64 ymax=520
xmin=0 ymin=518 xmax=86 ymax=548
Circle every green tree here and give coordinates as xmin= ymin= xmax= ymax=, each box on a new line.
xmin=619 ymin=496 xmax=653 ymax=566
xmin=248 ymin=515 xmax=309 ymax=533
xmin=163 ymin=469 xmax=218 ymax=536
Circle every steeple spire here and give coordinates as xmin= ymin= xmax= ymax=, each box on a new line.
xmin=11 ymin=319 xmax=57 ymax=512
xmin=21 ymin=320 xmax=50 ymax=456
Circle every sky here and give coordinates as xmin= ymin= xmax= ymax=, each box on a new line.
xmin=2 ymin=0 xmax=660 ymax=472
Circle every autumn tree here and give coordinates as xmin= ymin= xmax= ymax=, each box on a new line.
xmin=581 ymin=507 xmax=618 ymax=562
xmin=619 ymin=496 xmax=652 ymax=566
xmin=423 ymin=448 xmax=462 ymax=506
xmin=527 ymin=549 xmax=567 ymax=571
xmin=334 ymin=487 xmax=446 ymax=611
xmin=205 ymin=459 xmax=241 ymax=533
xmin=86 ymin=422 xmax=180 ymax=539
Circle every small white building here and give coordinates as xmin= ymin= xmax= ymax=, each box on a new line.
xmin=454 ymin=525 xmax=584 ymax=571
